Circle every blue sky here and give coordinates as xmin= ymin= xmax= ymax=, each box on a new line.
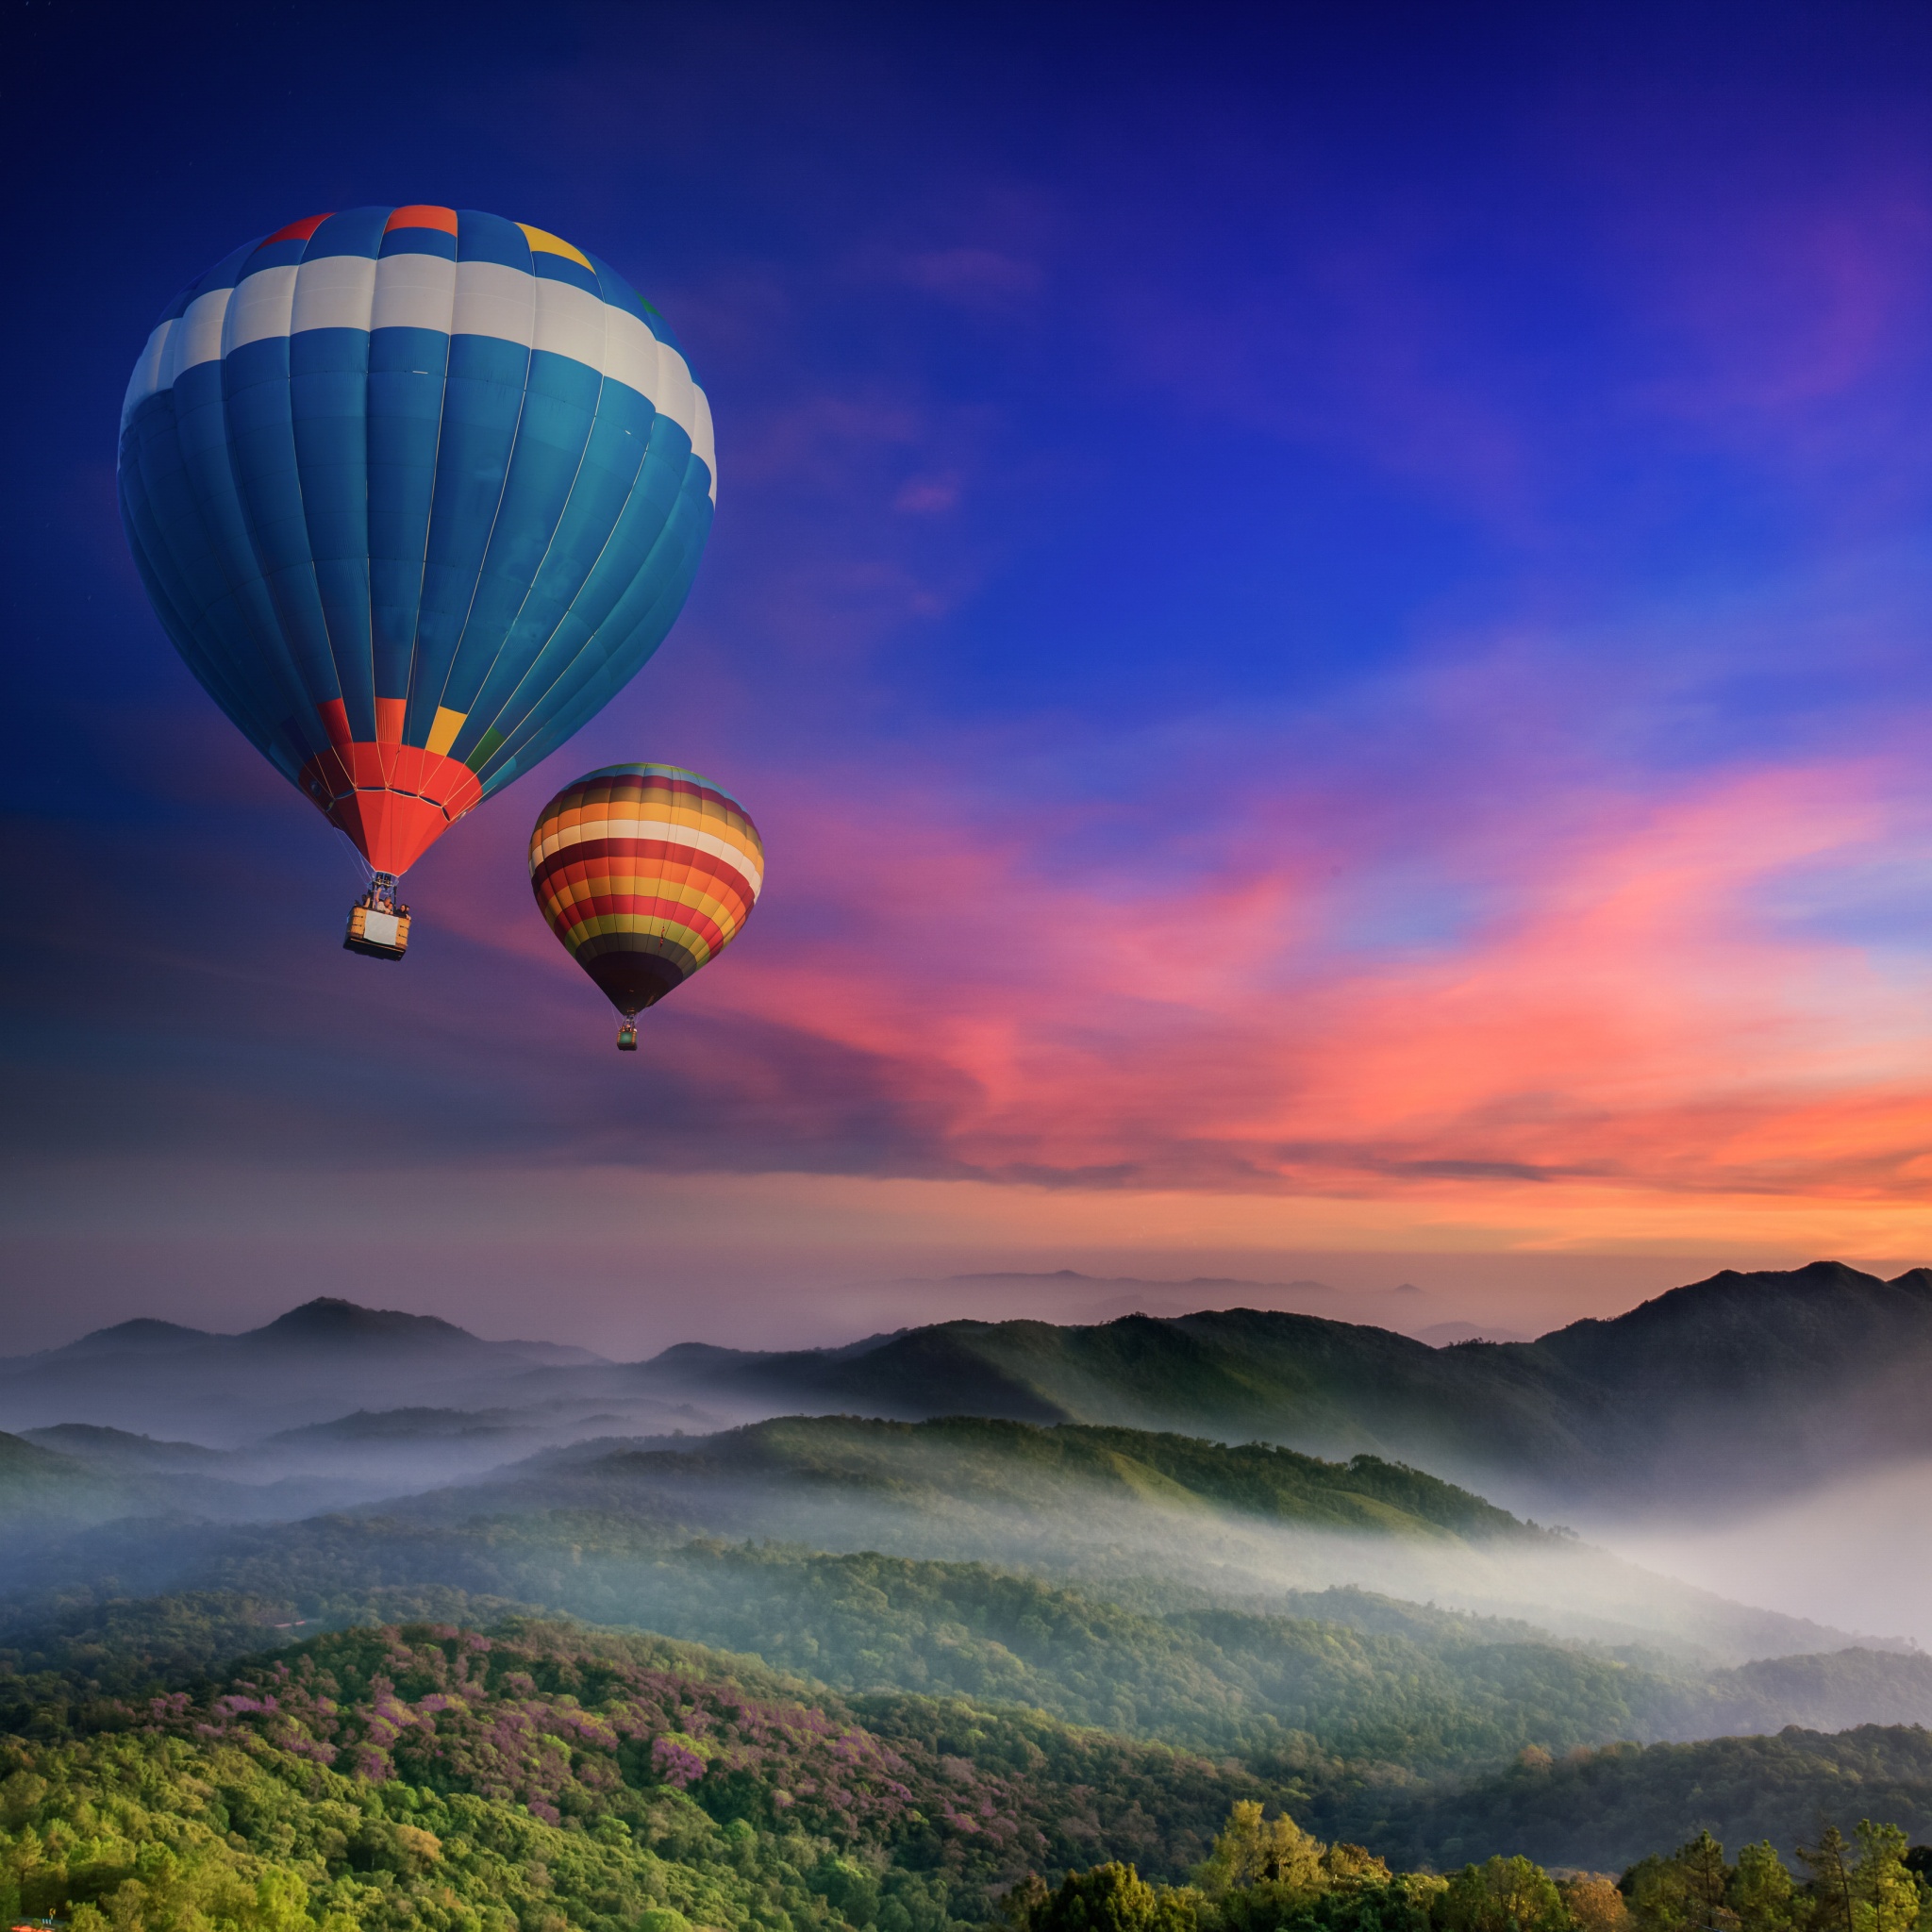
xmin=10 ymin=2 xmax=1932 ymax=1354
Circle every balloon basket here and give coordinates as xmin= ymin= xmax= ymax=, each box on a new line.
xmin=344 ymin=875 xmax=411 ymax=960
xmin=617 ymin=1021 xmax=639 ymax=1052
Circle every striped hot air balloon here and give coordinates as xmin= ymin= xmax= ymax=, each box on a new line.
xmin=117 ymin=206 xmax=715 ymax=959
xmin=528 ymin=765 xmax=763 ymax=1050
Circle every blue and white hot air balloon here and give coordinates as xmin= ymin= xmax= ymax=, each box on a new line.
xmin=117 ymin=206 xmax=715 ymax=954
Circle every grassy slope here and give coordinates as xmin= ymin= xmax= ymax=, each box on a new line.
xmin=471 ymin=1417 xmax=1536 ymax=1541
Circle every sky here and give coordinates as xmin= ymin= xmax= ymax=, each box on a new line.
xmin=8 ymin=1 xmax=1932 ymax=1357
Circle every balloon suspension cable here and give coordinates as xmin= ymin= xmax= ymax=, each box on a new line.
xmin=331 ymin=825 xmax=378 ymax=888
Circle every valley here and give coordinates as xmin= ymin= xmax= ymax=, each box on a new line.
xmin=7 ymin=1266 xmax=1932 ymax=1929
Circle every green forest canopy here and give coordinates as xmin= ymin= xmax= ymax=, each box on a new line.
xmin=8 ymin=1617 xmax=1932 ymax=1932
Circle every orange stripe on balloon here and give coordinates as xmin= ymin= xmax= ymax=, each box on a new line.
xmin=385 ymin=205 xmax=459 ymax=234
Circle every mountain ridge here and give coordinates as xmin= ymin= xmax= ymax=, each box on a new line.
xmin=610 ymin=1259 xmax=1932 ymax=1509
xmin=0 ymin=1298 xmax=616 ymax=1446
xmin=9 ymin=1259 xmax=1932 ymax=1507
xmin=2 ymin=1296 xmax=606 ymax=1368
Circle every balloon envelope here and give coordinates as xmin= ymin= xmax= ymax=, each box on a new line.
xmin=118 ymin=207 xmax=716 ymax=875
xmin=529 ymin=765 xmax=764 ymax=1019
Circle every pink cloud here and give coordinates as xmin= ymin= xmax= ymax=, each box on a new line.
xmin=434 ymin=663 xmax=1932 ymax=1211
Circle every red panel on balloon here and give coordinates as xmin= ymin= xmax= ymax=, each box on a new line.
xmin=296 ymin=741 xmax=486 ymax=874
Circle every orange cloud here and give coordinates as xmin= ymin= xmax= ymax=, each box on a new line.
xmin=636 ymin=744 xmax=1932 ymax=1227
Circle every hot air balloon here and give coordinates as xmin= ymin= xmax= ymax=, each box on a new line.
xmin=117 ymin=207 xmax=716 ymax=958
xmin=529 ymin=765 xmax=763 ymax=1050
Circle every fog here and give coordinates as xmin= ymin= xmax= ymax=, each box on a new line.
xmin=8 ymin=1286 xmax=1932 ymax=1730
xmin=342 ymin=1418 xmax=1890 ymax=1672
xmin=1589 ymin=1458 xmax=1932 ymax=1650
xmin=4 ymin=1380 xmax=1890 ymax=1664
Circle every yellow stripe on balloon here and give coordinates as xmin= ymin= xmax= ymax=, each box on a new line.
xmin=518 ymin=224 xmax=595 ymax=271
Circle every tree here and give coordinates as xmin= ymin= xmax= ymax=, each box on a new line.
xmin=1682 ymin=1833 xmax=1740 ymax=1932
xmin=1324 ymin=1847 xmax=1393 ymax=1895
xmin=1195 ymin=1803 xmax=1326 ymax=1902
xmin=1729 ymin=1844 xmax=1794 ymax=1932
xmin=1561 ymin=1874 xmax=1631 ymax=1932
xmin=1033 ymin=1863 xmax=1166 ymax=1932
xmin=1005 ymin=1876 xmax=1054 ymax=1931
xmin=1800 ymin=1827 xmax=1856 ymax=1932
xmin=1628 ymin=1856 xmax=1690 ymax=1932
xmin=1439 ymin=1857 xmax=1571 ymax=1932
xmin=1403 ymin=1875 xmax=1451 ymax=1922
xmin=1851 ymin=1821 xmax=1920 ymax=1932
xmin=1628 ymin=1834 xmax=1738 ymax=1932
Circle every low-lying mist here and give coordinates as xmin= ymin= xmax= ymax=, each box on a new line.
xmin=18 ymin=1396 xmax=1932 ymax=1770
xmin=382 ymin=1417 xmax=1886 ymax=1665
xmin=1589 ymin=1456 xmax=1932 ymax=1650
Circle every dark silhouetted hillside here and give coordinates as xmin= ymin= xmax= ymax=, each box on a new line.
xmin=0 ymin=1298 xmax=610 ymax=1444
xmin=621 ymin=1261 xmax=1932 ymax=1507
xmin=10 ymin=1263 xmax=1932 ymax=1505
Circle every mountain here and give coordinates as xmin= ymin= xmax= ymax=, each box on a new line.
xmin=253 ymin=1300 xmax=485 ymax=1346
xmin=0 ymin=1429 xmax=118 ymax=1525
xmin=0 ymin=1413 xmax=1816 ymax=1671
xmin=0 ymin=1425 xmax=381 ymax=1529
xmin=10 ymin=1263 xmax=1931 ymax=1509
xmin=19 ymin=1277 xmax=1932 ymax=1903
xmin=21 ymin=1423 xmax=231 ymax=1472
xmin=8 ymin=1412 xmax=1910 ymax=1748
xmin=609 ymin=1260 xmax=1932 ymax=1511
xmin=0 ymin=1297 xmax=614 ymax=1445
xmin=51 ymin=1317 xmax=210 ymax=1357
xmin=459 ymin=1412 xmax=1541 ymax=1541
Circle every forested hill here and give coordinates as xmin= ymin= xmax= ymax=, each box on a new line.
xmin=0 ymin=1613 xmax=1282 ymax=1924
xmin=7 ymin=1525 xmax=1924 ymax=1771
xmin=1346 ymin=1724 xmax=1932 ymax=1872
xmin=10 ymin=1607 xmax=1932 ymax=1914
xmin=623 ymin=1261 xmax=1932 ymax=1507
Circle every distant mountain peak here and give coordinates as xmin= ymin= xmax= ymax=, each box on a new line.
xmin=250 ymin=1298 xmax=477 ymax=1344
xmin=58 ymin=1317 xmax=212 ymax=1357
